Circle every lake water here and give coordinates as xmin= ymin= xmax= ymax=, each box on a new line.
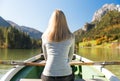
xmin=78 ymin=48 xmax=120 ymax=79
xmin=0 ymin=49 xmax=41 ymax=79
xmin=0 ymin=48 xmax=120 ymax=79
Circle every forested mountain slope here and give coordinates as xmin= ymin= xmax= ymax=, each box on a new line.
xmin=74 ymin=4 xmax=120 ymax=46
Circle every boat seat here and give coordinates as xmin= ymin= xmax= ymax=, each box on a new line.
xmin=20 ymin=79 xmax=85 ymax=81
xmin=20 ymin=79 xmax=103 ymax=81
xmin=75 ymin=79 xmax=104 ymax=81
xmin=20 ymin=79 xmax=42 ymax=81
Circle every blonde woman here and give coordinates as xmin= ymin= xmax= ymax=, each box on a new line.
xmin=41 ymin=9 xmax=75 ymax=81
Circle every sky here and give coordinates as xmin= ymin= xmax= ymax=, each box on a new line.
xmin=0 ymin=0 xmax=120 ymax=33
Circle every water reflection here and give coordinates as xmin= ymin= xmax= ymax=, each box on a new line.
xmin=78 ymin=48 xmax=120 ymax=61
xmin=78 ymin=48 xmax=120 ymax=79
xmin=0 ymin=49 xmax=41 ymax=79
xmin=0 ymin=49 xmax=41 ymax=60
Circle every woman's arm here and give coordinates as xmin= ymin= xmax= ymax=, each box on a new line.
xmin=68 ymin=38 xmax=75 ymax=62
xmin=42 ymin=42 xmax=47 ymax=61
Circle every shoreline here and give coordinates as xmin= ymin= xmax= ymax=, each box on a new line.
xmin=78 ymin=40 xmax=120 ymax=49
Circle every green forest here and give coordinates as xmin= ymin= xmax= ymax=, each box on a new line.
xmin=0 ymin=27 xmax=41 ymax=49
xmin=74 ymin=10 xmax=120 ymax=47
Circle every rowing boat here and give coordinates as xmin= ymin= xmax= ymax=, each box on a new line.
xmin=0 ymin=54 xmax=120 ymax=81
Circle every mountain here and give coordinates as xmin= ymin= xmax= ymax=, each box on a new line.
xmin=7 ymin=20 xmax=42 ymax=39
xmin=7 ymin=20 xmax=19 ymax=27
xmin=0 ymin=16 xmax=11 ymax=27
xmin=0 ymin=16 xmax=42 ymax=39
xmin=92 ymin=3 xmax=120 ymax=22
xmin=74 ymin=3 xmax=120 ymax=43
xmin=20 ymin=26 xmax=42 ymax=39
xmin=82 ymin=23 xmax=95 ymax=31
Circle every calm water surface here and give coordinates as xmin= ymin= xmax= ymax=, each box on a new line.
xmin=0 ymin=49 xmax=41 ymax=79
xmin=0 ymin=48 xmax=120 ymax=79
xmin=78 ymin=48 xmax=120 ymax=79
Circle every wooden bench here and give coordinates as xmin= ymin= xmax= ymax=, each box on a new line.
xmin=20 ymin=79 xmax=42 ymax=81
xmin=20 ymin=79 xmax=103 ymax=81
xmin=20 ymin=79 xmax=85 ymax=81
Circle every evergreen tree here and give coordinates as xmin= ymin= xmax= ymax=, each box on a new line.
xmin=0 ymin=26 xmax=41 ymax=49
xmin=0 ymin=27 xmax=5 ymax=47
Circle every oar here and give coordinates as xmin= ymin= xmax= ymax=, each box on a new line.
xmin=0 ymin=60 xmax=46 ymax=66
xmin=70 ymin=61 xmax=120 ymax=66
xmin=1 ymin=60 xmax=120 ymax=66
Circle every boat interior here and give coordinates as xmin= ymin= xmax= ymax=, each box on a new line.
xmin=9 ymin=55 xmax=107 ymax=81
xmin=20 ymin=78 xmax=104 ymax=81
xmin=11 ymin=62 xmax=105 ymax=81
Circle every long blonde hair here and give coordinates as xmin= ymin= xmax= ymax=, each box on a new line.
xmin=43 ymin=9 xmax=72 ymax=42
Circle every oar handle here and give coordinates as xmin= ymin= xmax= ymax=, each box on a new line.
xmin=24 ymin=62 xmax=46 ymax=66
xmin=70 ymin=62 xmax=94 ymax=65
